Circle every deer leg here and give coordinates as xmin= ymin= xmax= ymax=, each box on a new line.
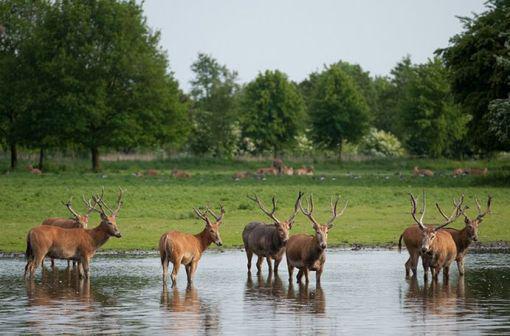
xmin=287 ymin=262 xmax=294 ymax=282
xmin=274 ymin=258 xmax=281 ymax=274
xmin=185 ymin=264 xmax=192 ymax=284
xmin=246 ymin=250 xmax=253 ymax=273
xmin=303 ymin=268 xmax=310 ymax=284
xmin=296 ymin=269 xmax=303 ymax=284
xmin=433 ymin=265 xmax=441 ymax=281
xmin=31 ymin=254 xmax=45 ymax=278
xmin=316 ymin=265 xmax=324 ymax=284
xmin=189 ymin=261 xmax=198 ymax=284
xmin=410 ymin=252 xmax=419 ymax=277
xmin=266 ymin=256 xmax=273 ymax=273
xmin=171 ymin=258 xmax=182 ymax=287
xmin=457 ymin=258 xmax=465 ymax=276
xmin=51 ymin=258 xmax=55 ymax=270
xmin=256 ymin=256 xmax=264 ymax=275
xmin=81 ymin=257 xmax=90 ymax=279
xmin=443 ymin=265 xmax=450 ymax=281
xmin=67 ymin=260 xmax=71 ymax=269
xmin=404 ymin=257 xmax=412 ymax=278
xmin=161 ymin=255 xmax=169 ymax=283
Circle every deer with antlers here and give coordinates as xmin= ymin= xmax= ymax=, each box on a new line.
xmin=445 ymin=196 xmax=492 ymax=275
xmin=398 ymin=192 xmax=464 ymax=280
xmin=41 ymin=196 xmax=99 ymax=268
xmin=286 ymin=194 xmax=347 ymax=284
xmin=24 ymin=189 xmax=124 ymax=279
xmin=242 ymin=192 xmax=304 ymax=274
xmin=159 ymin=205 xmax=225 ymax=286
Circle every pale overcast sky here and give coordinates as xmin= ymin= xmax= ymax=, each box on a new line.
xmin=140 ymin=0 xmax=486 ymax=92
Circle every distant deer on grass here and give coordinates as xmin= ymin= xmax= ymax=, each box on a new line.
xmin=172 ymin=169 xmax=191 ymax=178
xmin=233 ymin=171 xmax=252 ymax=180
xmin=25 ymin=189 xmax=124 ymax=278
xmin=242 ymin=192 xmax=304 ymax=274
xmin=399 ymin=193 xmax=463 ymax=281
xmin=286 ymin=194 xmax=347 ymax=284
xmin=256 ymin=167 xmax=278 ymax=176
xmin=42 ymin=196 xmax=99 ymax=268
xmin=467 ymin=167 xmax=488 ymax=176
xmin=27 ymin=164 xmax=42 ymax=175
xmin=159 ymin=205 xmax=225 ymax=287
xmin=282 ymin=166 xmax=294 ymax=176
xmin=294 ymin=167 xmax=314 ymax=176
xmin=445 ymin=196 xmax=492 ymax=275
xmin=413 ymin=166 xmax=434 ymax=177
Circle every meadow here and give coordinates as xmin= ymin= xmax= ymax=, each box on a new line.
xmin=0 ymin=157 xmax=508 ymax=253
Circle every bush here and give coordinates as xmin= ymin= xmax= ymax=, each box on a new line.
xmin=359 ymin=128 xmax=405 ymax=158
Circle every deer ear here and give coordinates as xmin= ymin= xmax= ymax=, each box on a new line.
xmin=464 ymin=217 xmax=470 ymax=225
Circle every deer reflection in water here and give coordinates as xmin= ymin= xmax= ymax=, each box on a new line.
xmin=245 ymin=272 xmax=326 ymax=314
xmin=160 ymin=284 xmax=220 ymax=334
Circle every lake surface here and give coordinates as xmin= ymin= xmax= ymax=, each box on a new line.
xmin=0 ymin=250 xmax=509 ymax=335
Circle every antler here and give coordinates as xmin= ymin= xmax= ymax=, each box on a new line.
xmin=207 ymin=205 xmax=225 ymax=223
xmin=288 ymin=191 xmax=304 ymax=223
xmin=62 ymin=198 xmax=81 ymax=219
xmin=247 ymin=194 xmax=280 ymax=224
xmin=409 ymin=192 xmax=426 ymax=230
xmin=475 ymin=195 xmax=492 ymax=221
xmin=82 ymin=194 xmax=100 ymax=215
xmin=193 ymin=207 xmax=211 ymax=225
xmin=435 ymin=194 xmax=466 ymax=230
xmin=299 ymin=194 xmax=321 ymax=228
xmin=113 ymin=188 xmax=124 ymax=216
xmin=327 ymin=195 xmax=348 ymax=228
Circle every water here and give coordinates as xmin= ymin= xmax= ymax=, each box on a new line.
xmin=0 ymin=250 xmax=509 ymax=335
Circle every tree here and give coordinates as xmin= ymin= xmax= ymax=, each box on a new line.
xmin=240 ymin=70 xmax=305 ymax=157
xmin=308 ymin=64 xmax=370 ymax=156
xmin=398 ymin=58 xmax=469 ymax=157
xmin=188 ymin=53 xmax=239 ymax=157
xmin=38 ymin=0 xmax=187 ymax=171
xmin=438 ymin=0 xmax=510 ymax=152
xmin=372 ymin=75 xmax=399 ymax=135
xmin=335 ymin=61 xmax=378 ymax=115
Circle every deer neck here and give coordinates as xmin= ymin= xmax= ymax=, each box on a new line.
xmin=88 ymin=225 xmax=112 ymax=249
xmin=195 ymin=228 xmax=213 ymax=253
xmin=271 ymin=229 xmax=284 ymax=251
xmin=456 ymin=227 xmax=472 ymax=253
xmin=309 ymin=236 xmax=324 ymax=260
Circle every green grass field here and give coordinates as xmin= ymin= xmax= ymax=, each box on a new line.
xmin=0 ymin=157 xmax=508 ymax=252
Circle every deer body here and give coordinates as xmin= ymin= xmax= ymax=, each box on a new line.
xmin=413 ymin=166 xmax=434 ymax=177
xmin=42 ymin=217 xmax=86 ymax=228
xmin=159 ymin=206 xmax=224 ymax=286
xmin=286 ymin=234 xmax=326 ymax=284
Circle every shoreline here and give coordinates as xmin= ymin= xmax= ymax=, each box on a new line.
xmin=2 ymin=241 xmax=509 ymax=259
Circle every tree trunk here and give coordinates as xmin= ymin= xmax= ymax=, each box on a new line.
xmin=10 ymin=143 xmax=17 ymax=169
xmin=38 ymin=147 xmax=44 ymax=171
xmin=91 ymin=147 xmax=100 ymax=172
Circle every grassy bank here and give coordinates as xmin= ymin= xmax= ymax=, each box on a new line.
xmin=0 ymin=157 xmax=508 ymax=252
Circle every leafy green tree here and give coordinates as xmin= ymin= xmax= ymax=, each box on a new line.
xmin=372 ymin=75 xmax=399 ymax=135
xmin=398 ymin=58 xmax=469 ymax=157
xmin=37 ymin=0 xmax=188 ymax=171
xmin=188 ymin=53 xmax=239 ymax=157
xmin=335 ymin=61 xmax=377 ymax=115
xmin=439 ymin=0 xmax=510 ymax=152
xmin=240 ymin=70 xmax=304 ymax=157
xmin=308 ymin=64 xmax=370 ymax=156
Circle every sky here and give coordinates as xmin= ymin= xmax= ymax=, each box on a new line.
xmin=141 ymin=0 xmax=486 ymax=92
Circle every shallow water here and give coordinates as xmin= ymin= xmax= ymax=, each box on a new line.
xmin=0 ymin=250 xmax=509 ymax=335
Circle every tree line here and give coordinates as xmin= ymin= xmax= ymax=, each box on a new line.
xmin=1 ymin=0 xmax=508 ymax=171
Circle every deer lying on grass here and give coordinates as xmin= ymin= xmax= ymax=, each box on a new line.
xmin=27 ymin=164 xmax=42 ymax=175
xmin=256 ymin=167 xmax=278 ymax=176
xmin=413 ymin=166 xmax=434 ymax=177
xmin=286 ymin=194 xmax=347 ymax=284
xmin=233 ymin=171 xmax=252 ymax=180
xmin=159 ymin=206 xmax=225 ymax=286
xmin=42 ymin=196 xmax=98 ymax=268
xmin=445 ymin=196 xmax=492 ymax=275
xmin=242 ymin=192 xmax=304 ymax=274
xmin=282 ymin=166 xmax=294 ymax=176
xmin=24 ymin=189 xmax=124 ymax=278
xmin=172 ymin=169 xmax=191 ymax=178
xmin=467 ymin=167 xmax=488 ymax=176
xmin=294 ymin=167 xmax=314 ymax=176
xmin=399 ymin=193 xmax=462 ymax=281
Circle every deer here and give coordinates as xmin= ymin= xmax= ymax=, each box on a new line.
xmin=466 ymin=167 xmax=488 ymax=176
xmin=172 ymin=169 xmax=191 ymax=178
xmin=413 ymin=166 xmax=434 ymax=177
xmin=399 ymin=193 xmax=462 ymax=281
xmin=282 ymin=166 xmax=294 ymax=176
xmin=159 ymin=205 xmax=225 ymax=287
xmin=233 ymin=171 xmax=252 ymax=180
xmin=242 ymin=192 xmax=304 ymax=275
xmin=294 ymin=167 xmax=314 ymax=176
xmin=452 ymin=168 xmax=467 ymax=177
xmin=444 ymin=196 xmax=492 ymax=275
xmin=27 ymin=164 xmax=42 ymax=175
xmin=42 ymin=196 xmax=99 ymax=268
xmin=256 ymin=167 xmax=278 ymax=176
xmin=286 ymin=194 xmax=347 ymax=284
xmin=24 ymin=189 xmax=124 ymax=279
xmin=146 ymin=169 xmax=158 ymax=176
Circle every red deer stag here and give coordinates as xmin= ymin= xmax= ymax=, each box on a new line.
xmin=444 ymin=196 xmax=492 ymax=275
xmin=400 ymin=193 xmax=462 ymax=281
xmin=159 ymin=205 xmax=225 ymax=286
xmin=286 ymin=194 xmax=347 ymax=284
xmin=24 ymin=189 xmax=124 ymax=278
xmin=42 ymin=196 xmax=99 ymax=268
xmin=242 ymin=192 xmax=304 ymax=274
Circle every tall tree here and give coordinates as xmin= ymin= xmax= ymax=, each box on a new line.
xmin=439 ymin=0 xmax=510 ymax=152
xmin=308 ymin=64 xmax=370 ymax=157
xmin=240 ymin=70 xmax=305 ymax=157
xmin=188 ymin=53 xmax=239 ymax=157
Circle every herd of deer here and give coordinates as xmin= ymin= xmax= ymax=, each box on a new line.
xmin=22 ymin=188 xmax=493 ymax=289
xmin=413 ymin=166 xmax=489 ymax=177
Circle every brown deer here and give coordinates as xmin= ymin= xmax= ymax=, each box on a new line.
xmin=467 ymin=167 xmax=488 ymax=176
xmin=233 ymin=171 xmax=252 ymax=180
xmin=146 ymin=169 xmax=158 ymax=176
xmin=452 ymin=168 xmax=467 ymax=177
xmin=281 ymin=166 xmax=294 ymax=176
xmin=159 ymin=205 xmax=225 ymax=286
xmin=256 ymin=167 xmax=278 ymax=176
xmin=242 ymin=192 xmax=304 ymax=274
xmin=286 ymin=194 xmax=347 ymax=284
xmin=27 ymin=164 xmax=42 ymax=175
xmin=445 ymin=196 xmax=492 ymax=275
xmin=413 ymin=166 xmax=434 ymax=177
xmin=400 ymin=193 xmax=462 ymax=281
xmin=42 ymin=196 xmax=99 ymax=268
xmin=24 ymin=189 xmax=124 ymax=279
xmin=172 ymin=169 xmax=191 ymax=178
xmin=294 ymin=167 xmax=314 ymax=176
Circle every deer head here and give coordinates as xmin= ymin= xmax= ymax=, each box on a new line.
xmin=248 ymin=192 xmax=304 ymax=244
xmin=61 ymin=196 xmax=99 ymax=228
xmin=193 ymin=205 xmax=225 ymax=246
xmin=299 ymin=194 xmax=348 ymax=250
xmin=456 ymin=196 xmax=492 ymax=242
xmin=92 ymin=188 xmax=124 ymax=238
xmin=410 ymin=192 xmax=464 ymax=254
